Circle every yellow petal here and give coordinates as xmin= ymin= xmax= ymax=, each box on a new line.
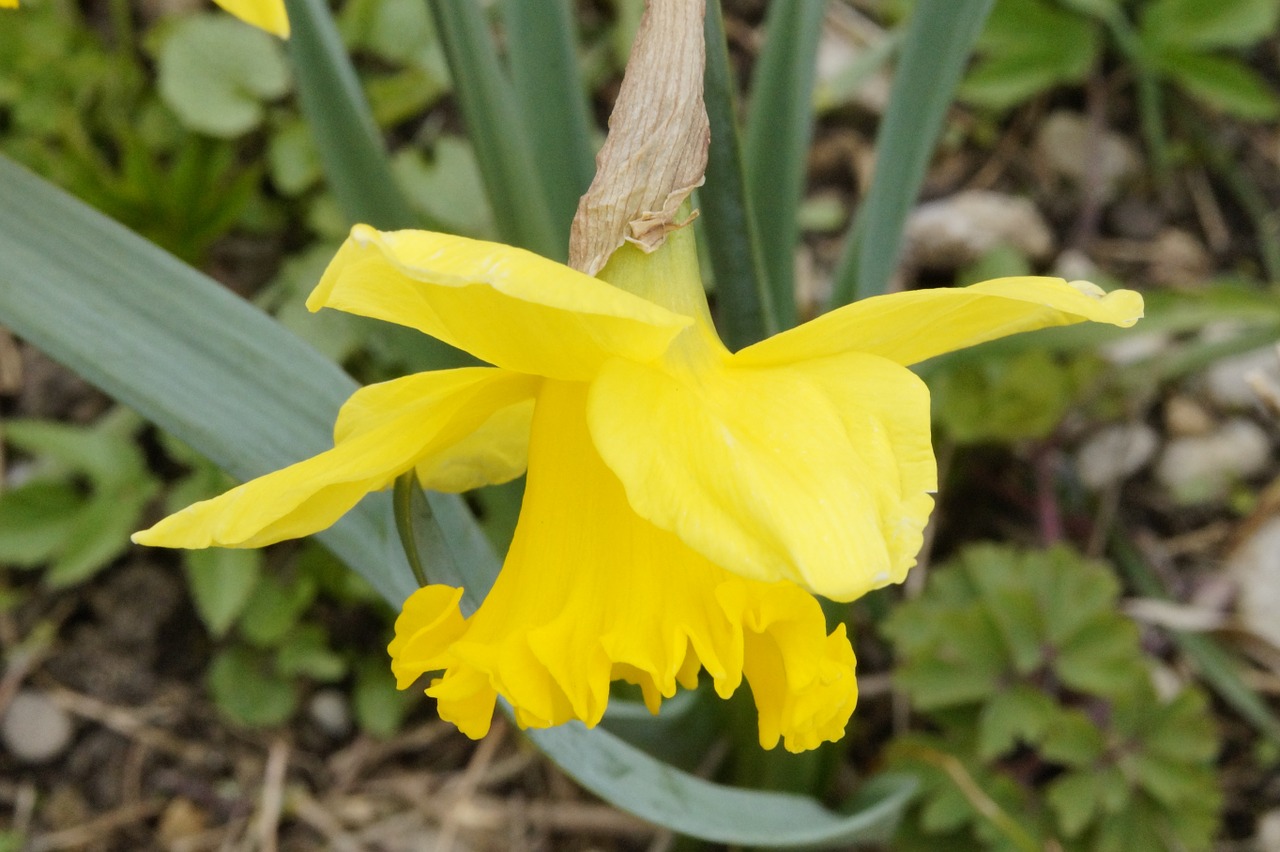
xmin=388 ymin=381 xmax=857 ymax=752
xmin=212 ymin=0 xmax=288 ymax=36
xmin=736 ymin=277 xmax=1144 ymax=368
xmin=308 ymin=226 xmax=692 ymax=381
xmin=133 ymin=368 xmax=536 ymax=549
xmin=1 ymin=0 xmax=19 ymax=9
xmin=589 ymin=351 xmax=935 ymax=602
xmin=334 ymin=368 xmax=538 ymax=493
xmin=414 ymin=398 xmax=535 ymax=493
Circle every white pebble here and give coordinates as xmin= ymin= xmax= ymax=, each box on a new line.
xmin=1035 ymin=111 xmax=1139 ymax=200
xmin=1204 ymin=347 xmax=1280 ymax=409
xmin=1228 ymin=518 xmax=1280 ymax=651
xmin=1155 ymin=418 xmax=1272 ymax=503
xmin=1100 ymin=331 xmax=1172 ymax=366
xmin=904 ymin=190 xmax=1053 ymax=269
xmin=2 ymin=690 xmax=73 ymax=764
xmin=1256 ymin=807 xmax=1280 ymax=851
xmin=307 ymin=689 xmax=352 ymax=738
xmin=1076 ymin=423 xmax=1159 ymax=490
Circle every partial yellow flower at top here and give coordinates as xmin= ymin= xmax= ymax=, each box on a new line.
xmin=133 ymin=221 xmax=1142 ymax=751
xmin=213 ymin=0 xmax=288 ymax=37
xmin=0 ymin=0 xmax=284 ymax=30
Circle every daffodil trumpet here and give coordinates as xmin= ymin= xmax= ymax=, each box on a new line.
xmin=134 ymin=218 xmax=1142 ymax=751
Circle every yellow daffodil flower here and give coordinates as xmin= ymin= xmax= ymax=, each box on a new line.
xmin=1 ymin=0 xmax=286 ymax=33
xmin=134 ymin=221 xmax=1142 ymax=751
xmin=213 ymin=0 xmax=288 ymax=37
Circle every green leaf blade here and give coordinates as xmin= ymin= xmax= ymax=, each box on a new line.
xmin=498 ymin=0 xmax=596 ymax=246
xmin=832 ymin=0 xmax=995 ymax=304
xmin=428 ymin=0 xmax=561 ymax=258
xmin=742 ymin=0 xmax=827 ymax=330
xmin=700 ymin=0 xmax=777 ymax=348
xmin=285 ymin=0 xmax=418 ymax=229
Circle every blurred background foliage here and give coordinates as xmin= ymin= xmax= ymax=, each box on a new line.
xmin=2 ymin=0 xmax=1280 ymax=848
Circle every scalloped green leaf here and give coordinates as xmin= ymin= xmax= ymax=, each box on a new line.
xmin=977 ymin=686 xmax=1058 ymax=761
xmin=1047 ymin=771 xmax=1103 ymax=838
xmin=1040 ymin=710 xmax=1106 ymax=766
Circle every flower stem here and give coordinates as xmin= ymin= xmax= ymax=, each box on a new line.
xmin=393 ymin=472 xmax=430 ymax=588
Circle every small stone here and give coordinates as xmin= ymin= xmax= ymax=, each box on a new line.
xmin=1204 ymin=346 xmax=1280 ymax=409
xmin=1228 ymin=518 xmax=1280 ymax=650
xmin=1148 ymin=227 xmax=1211 ymax=286
xmin=1076 ymin=423 xmax=1159 ymax=489
xmin=308 ymin=688 xmax=352 ymax=738
xmin=1052 ymin=248 xmax=1098 ymax=282
xmin=1155 ymin=418 xmax=1272 ymax=503
xmin=1108 ymin=197 xmax=1164 ymax=240
xmin=1101 ymin=331 xmax=1172 ymax=366
xmin=2 ymin=690 xmax=74 ymax=764
xmin=1164 ymin=395 xmax=1216 ymax=437
xmin=1257 ymin=808 xmax=1280 ymax=851
xmin=905 ymin=190 xmax=1053 ymax=270
xmin=157 ymin=798 xmax=208 ymax=846
xmin=1035 ymin=111 xmax=1139 ymax=200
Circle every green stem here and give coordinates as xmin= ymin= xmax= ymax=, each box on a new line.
xmin=394 ymin=472 xmax=429 ymax=588
xmin=1096 ymin=8 xmax=1170 ymax=186
xmin=1184 ymin=115 xmax=1280 ymax=283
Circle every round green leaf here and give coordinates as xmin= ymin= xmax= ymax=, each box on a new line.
xmin=157 ymin=15 xmax=291 ymax=138
xmin=208 ymin=647 xmax=298 ymax=727
xmin=183 ymin=547 xmax=263 ymax=638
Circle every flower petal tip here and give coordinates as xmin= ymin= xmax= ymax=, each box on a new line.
xmin=1067 ymin=279 xmax=1145 ymax=325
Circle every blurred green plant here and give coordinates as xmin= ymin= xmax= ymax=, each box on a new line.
xmin=159 ymin=437 xmax=416 ymax=733
xmin=883 ymin=544 xmax=1221 ymax=851
xmin=0 ymin=0 xmax=265 ymax=261
xmin=0 ymin=410 xmax=157 ymax=588
xmin=206 ymin=562 xmax=419 ymax=735
xmin=153 ymin=15 xmax=293 ymax=138
xmin=931 ymin=350 xmax=1104 ymax=444
xmin=963 ymin=0 xmax=1280 ymax=121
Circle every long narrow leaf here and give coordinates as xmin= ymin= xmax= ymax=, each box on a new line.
xmin=830 ymin=0 xmax=994 ymax=305
xmin=285 ymin=0 xmax=417 ymax=229
xmin=499 ymin=0 xmax=596 ymax=246
xmin=0 ymin=155 xmax=417 ymax=605
xmin=0 ymin=156 xmax=916 ymax=847
xmin=428 ymin=0 xmax=561 ymax=259
xmin=700 ymin=0 xmax=777 ymax=349
xmin=742 ymin=0 xmax=827 ymax=330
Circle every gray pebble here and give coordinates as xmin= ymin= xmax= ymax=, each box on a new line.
xmin=2 ymin=690 xmax=74 ymax=764
xmin=307 ymin=688 xmax=352 ymax=738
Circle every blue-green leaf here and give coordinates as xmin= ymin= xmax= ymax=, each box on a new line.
xmin=742 ymin=0 xmax=827 ymax=330
xmin=285 ymin=0 xmax=418 ymax=229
